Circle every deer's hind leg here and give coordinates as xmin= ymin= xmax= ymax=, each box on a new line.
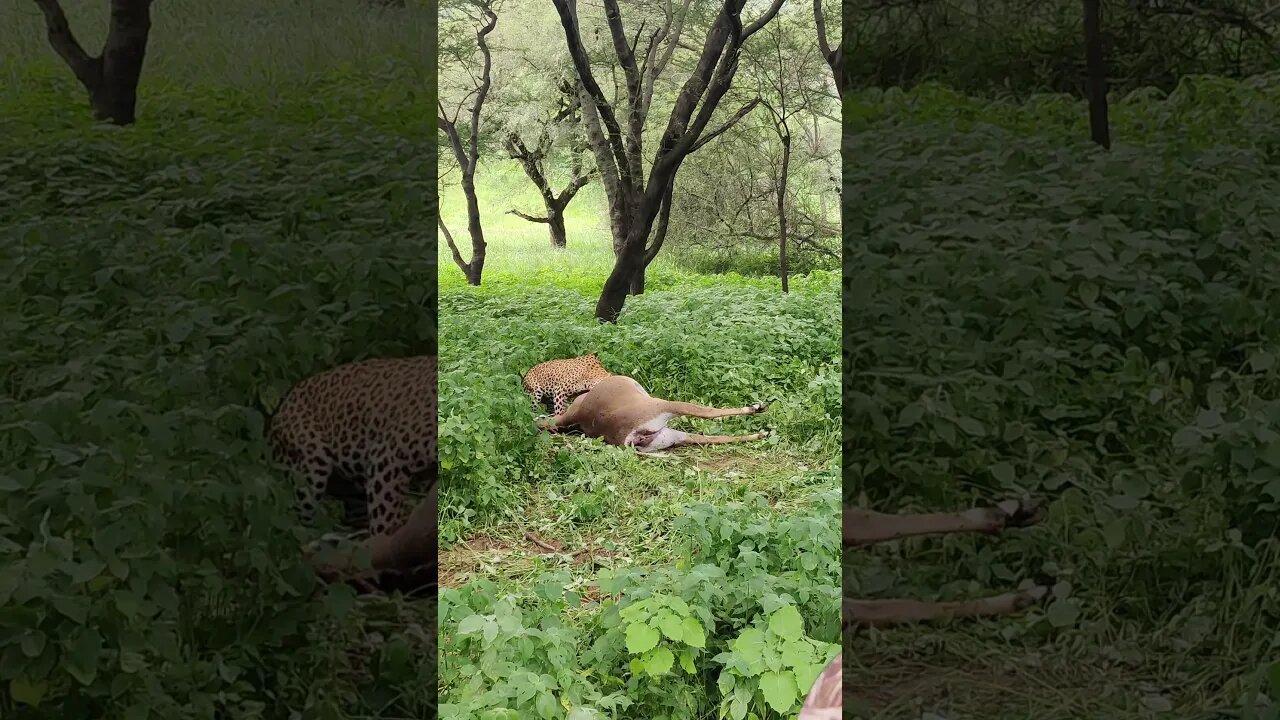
xmin=844 ymin=499 xmax=1043 ymax=547
xmin=844 ymin=586 xmax=1049 ymax=627
xmin=658 ymin=399 xmax=768 ymax=420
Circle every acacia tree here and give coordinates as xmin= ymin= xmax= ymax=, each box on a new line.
xmin=673 ymin=128 xmax=839 ymax=272
xmin=438 ymin=0 xmax=499 ymax=285
xmin=814 ymin=0 xmax=843 ymax=97
xmin=747 ymin=14 xmax=832 ymax=292
xmin=552 ymin=0 xmax=786 ymax=322
xmin=667 ymin=11 xmax=838 ymax=286
xmin=503 ymin=79 xmax=594 ymax=249
xmin=32 ymin=0 xmax=154 ymax=125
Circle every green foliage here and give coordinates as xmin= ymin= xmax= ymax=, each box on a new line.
xmin=437 ymin=274 xmax=840 ymax=535
xmin=844 ymin=75 xmax=1280 ymax=717
xmin=439 ymin=488 xmax=841 ymax=719
xmin=1 ymin=67 xmax=436 ymax=718
xmin=438 ymin=246 xmax=839 ymax=717
xmin=713 ymin=604 xmax=838 ymax=719
xmin=619 ymin=594 xmax=707 ymax=677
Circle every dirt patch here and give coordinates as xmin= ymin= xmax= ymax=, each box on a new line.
xmin=438 ymin=535 xmax=516 ymax=588
xmin=438 ymin=531 xmax=616 ymax=588
xmin=693 ymin=454 xmax=776 ymax=473
xmin=844 ymin=651 xmax=1118 ymax=719
xmin=524 ymin=531 xmax=563 ymax=553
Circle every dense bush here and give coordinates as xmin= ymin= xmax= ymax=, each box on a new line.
xmin=438 ymin=486 xmax=841 ymax=719
xmin=1 ymin=69 xmax=436 ymax=719
xmin=844 ymin=75 xmax=1280 ymax=717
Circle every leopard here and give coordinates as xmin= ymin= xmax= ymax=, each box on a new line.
xmin=520 ymin=352 xmax=612 ymax=416
xmin=268 ymin=354 xmax=437 ymax=538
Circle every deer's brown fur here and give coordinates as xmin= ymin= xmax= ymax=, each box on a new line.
xmin=535 ymin=375 xmax=769 ymax=452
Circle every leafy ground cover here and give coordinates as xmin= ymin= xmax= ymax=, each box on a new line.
xmin=843 ymin=74 xmax=1280 ymax=719
xmin=436 ymin=189 xmax=843 ymax=717
xmin=1 ymin=3 xmax=439 ymax=712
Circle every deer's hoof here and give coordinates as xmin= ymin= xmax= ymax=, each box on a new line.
xmin=1014 ymin=584 xmax=1051 ymax=611
xmin=748 ymin=402 xmax=767 ymax=413
xmin=996 ymin=498 xmax=1045 ymax=528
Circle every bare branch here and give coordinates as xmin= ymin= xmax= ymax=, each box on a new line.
xmin=744 ymin=0 xmax=787 ymax=40
xmin=601 ymin=0 xmax=645 ymax=179
xmin=690 ymin=97 xmax=761 ymax=153
xmin=507 ymin=209 xmax=551 ymax=223
xmin=814 ymin=0 xmax=844 ymax=96
xmin=438 ymin=215 xmax=470 ymax=274
xmin=32 ymin=0 xmax=101 ymax=90
xmin=467 ymin=2 xmax=498 ymax=171
xmin=551 ymin=0 xmax=632 ymax=182
xmin=643 ymin=178 xmax=676 ymax=263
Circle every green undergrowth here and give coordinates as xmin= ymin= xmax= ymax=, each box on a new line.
xmin=1 ymin=65 xmax=436 ymax=718
xmin=843 ymin=75 xmax=1280 ymax=719
xmin=437 ymin=253 xmax=841 ymax=717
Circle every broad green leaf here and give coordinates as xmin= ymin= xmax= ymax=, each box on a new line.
xmin=793 ymin=660 xmax=828 ymax=699
xmin=63 ymin=628 xmax=103 ymax=685
xmin=457 ymin=614 xmax=487 ymax=636
xmin=990 ymin=461 xmax=1016 ymax=485
xmin=681 ymin=617 xmax=706 ymax=648
xmin=733 ymin=628 xmax=766 ymax=664
xmin=768 ymin=605 xmax=805 ymax=641
xmin=657 ymin=612 xmax=684 ymax=641
xmin=645 ymin=646 xmax=674 ymax=676
xmin=1078 ymin=281 xmax=1099 ymax=307
xmin=780 ymin=639 xmax=811 ymax=669
xmin=759 ymin=670 xmax=798 ymax=713
xmin=625 ymin=622 xmax=660 ymax=654
xmin=678 ymin=649 xmax=696 ymax=674
xmin=9 ymin=676 xmax=46 ymax=706
xmin=1046 ymin=599 xmax=1081 ymax=628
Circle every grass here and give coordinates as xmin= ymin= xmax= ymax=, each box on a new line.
xmin=438 ymin=160 xmax=618 ymax=277
xmin=0 ymin=0 xmax=433 ymax=92
xmin=843 ymin=74 xmax=1280 ymax=720
xmin=1 ymin=3 xmax=438 ymax=718
xmin=436 ymin=169 xmax=842 ymax=717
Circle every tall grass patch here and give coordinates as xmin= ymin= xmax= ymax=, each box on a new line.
xmin=844 ymin=75 xmax=1280 ymax=718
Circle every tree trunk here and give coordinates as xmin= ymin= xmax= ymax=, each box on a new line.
xmin=814 ymin=0 xmax=843 ymax=99
xmin=596 ymin=230 xmax=647 ymax=322
xmin=628 ymin=178 xmax=674 ymax=297
xmin=437 ymin=1 xmax=496 ymax=285
xmin=554 ymin=0 xmax=787 ymax=323
xmin=459 ymin=169 xmax=486 ymax=285
xmin=1082 ymin=0 xmax=1111 ymax=149
xmin=505 ymin=131 xmax=585 ymax=250
xmin=34 ymin=0 xmax=154 ymax=126
xmin=778 ymin=131 xmax=791 ymax=293
xmin=547 ymin=207 xmax=567 ymax=249
xmin=439 ymin=215 xmax=480 ymax=285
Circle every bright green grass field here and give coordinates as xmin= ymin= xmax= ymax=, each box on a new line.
xmin=438 ymin=160 xmax=617 ymax=279
xmin=436 ymin=167 xmax=843 ymax=718
xmin=844 ymin=76 xmax=1280 ymax=720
